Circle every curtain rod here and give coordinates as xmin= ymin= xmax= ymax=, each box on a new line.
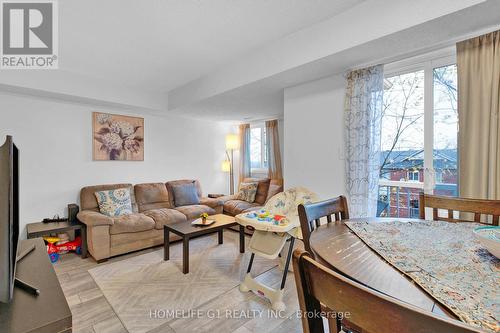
xmin=239 ymin=116 xmax=284 ymax=125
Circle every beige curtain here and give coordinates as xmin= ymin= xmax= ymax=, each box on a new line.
xmin=266 ymin=119 xmax=283 ymax=180
xmin=457 ymin=30 xmax=500 ymax=200
xmin=239 ymin=124 xmax=251 ymax=184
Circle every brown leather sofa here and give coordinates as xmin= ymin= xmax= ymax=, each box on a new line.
xmin=77 ymin=180 xmax=223 ymax=262
xmin=221 ymin=178 xmax=283 ymax=216
xmin=221 ymin=178 xmax=283 ymax=235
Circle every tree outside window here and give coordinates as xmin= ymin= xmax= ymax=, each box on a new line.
xmin=378 ymin=63 xmax=457 ymax=218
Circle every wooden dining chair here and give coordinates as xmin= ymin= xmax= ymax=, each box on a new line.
xmin=419 ymin=193 xmax=500 ymax=226
xmin=292 ymin=249 xmax=483 ymax=333
xmin=298 ymin=196 xmax=349 ymax=254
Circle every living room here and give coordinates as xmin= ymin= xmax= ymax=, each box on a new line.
xmin=1 ymin=1 xmax=499 ymax=333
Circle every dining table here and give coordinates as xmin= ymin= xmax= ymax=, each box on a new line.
xmin=309 ymin=217 xmax=457 ymax=319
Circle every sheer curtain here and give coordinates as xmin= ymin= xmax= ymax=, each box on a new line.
xmin=344 ymin=65 xmax=384 ymax=217
xmin=238 ymin=123 xmax=251 ymax=184
xmin=457 ymin=30 xmax=500 ymax=200
xmin=266 ymin=119 xmax=283 ymax=180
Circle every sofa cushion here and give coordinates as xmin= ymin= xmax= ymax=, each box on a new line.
xmin=174 ymin=205 xmax=215 ymax=220
xmin=171 ymin=182 xmax=200 ymax=206
xmin=223 ymin=199 xmax=261 ymax=216
xmin=241 ymin=178 xmax=271 ymax=205
xmin=266 ymin=182 xmax=283 ymax=202
xmin=166 ymin=180 xmax=203 ymax=207
xmin=81 ymin=183 xmax=137 ymax=212
xmin=235 ymin=182 xmax=258 ymax=203
xmin=143 ymin=208 xmax=187 ymax=229
xmin=135 ymin=183 xmax=171 ymax=212
xmin=109 ymin=213 xmax=155 ymax=235
xmin=199 ymin=197 xmax=223 ymax=209
xmin=94 ymin=188 xmax=133 ymax=217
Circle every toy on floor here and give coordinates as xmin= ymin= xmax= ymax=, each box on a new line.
xmin=45 ymin=236 xmax=82 ymax=263
xmin=236 ymin=187 xmax=318 ymax=311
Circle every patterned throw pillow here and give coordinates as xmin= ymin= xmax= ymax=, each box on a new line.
xmin=235 ymin=182 xmax=258 ymax=203
xmin=94 ymin=188 xmax=133 ymax=217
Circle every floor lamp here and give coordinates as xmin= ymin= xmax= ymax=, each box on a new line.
xmin=222 ymin=134 xmax=238 ymax=195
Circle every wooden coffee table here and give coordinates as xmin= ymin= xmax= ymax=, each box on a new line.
xmin=163 ymin=214 xmax=245 ymax=274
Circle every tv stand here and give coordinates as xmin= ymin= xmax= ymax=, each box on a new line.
xmin=0 ymin=238 xmax=72 ymax=333
xmin=16 ymin=242 xmax=35 ymax=262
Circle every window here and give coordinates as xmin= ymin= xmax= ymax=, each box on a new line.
xmin=433 ymin=64 xmax=458 ymax=196
xmin=378 ymin=52 xmax=458 ymax=218
xmin=250 ymin=124 xmax=268 ymax=171
xmin=408 ymin=170 xmax=419 ymax=181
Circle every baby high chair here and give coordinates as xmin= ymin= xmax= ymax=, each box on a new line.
xmin=235 ymin=187 xmax=319 ymax=311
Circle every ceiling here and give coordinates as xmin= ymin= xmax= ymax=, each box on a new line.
xmin=2 ymin=0 xmax=498 ymax=122
xmin=178 ymin=85 xmax=284 ymax=122
xmin=177 ymin=0 xmax=500 ymax=121
xmin=60 ymin=0 xmax=364 ymax=93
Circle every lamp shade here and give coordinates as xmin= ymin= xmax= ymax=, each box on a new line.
xmin=225 ymin=134 xmax=239 ymax=150
xmin=221 ymin=160 xmax=231 ymax=172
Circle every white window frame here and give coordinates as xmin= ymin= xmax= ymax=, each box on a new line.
xmin=382 ymin=47 xmax=457 ymax=195
xmin=408 ymin=170 xmax=419 ymax=182
xmin=250 ymin=123 xmax=268 ymax=174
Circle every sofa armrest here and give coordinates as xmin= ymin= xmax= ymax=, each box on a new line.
xmin=208 ymin=193 xmax=225 ymax=198
xmin=199 ymin=197 xmax=223 ymax=209
xmin=217 ymin=195 xmax=237 ymax=204
xmin=77 ymin=210 xmax=114 ymax=227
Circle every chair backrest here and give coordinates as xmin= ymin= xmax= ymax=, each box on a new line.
xmin=292 ymin=249 xmax=482 ymax=333
xmin=419 ymin=193 xmax=500 ymax=226
xmin=298 ymin=196 xmax=349 ymax=253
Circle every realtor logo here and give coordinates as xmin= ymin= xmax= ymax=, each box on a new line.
xmin=1 ymin=0 xmax=58 ymax=69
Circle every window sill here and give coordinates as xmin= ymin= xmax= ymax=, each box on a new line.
xmin=251 ymin=169 xmax=268 ymax=177
xmin=378 ymin=179 xmax=424 ymax=189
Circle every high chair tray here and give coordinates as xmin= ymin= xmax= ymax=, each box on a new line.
xmin=235 ymin=212 xmax=296 ymax=233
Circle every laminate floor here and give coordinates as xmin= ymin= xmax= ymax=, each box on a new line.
xmin=53 ymin=232 xmax=305 ymax=333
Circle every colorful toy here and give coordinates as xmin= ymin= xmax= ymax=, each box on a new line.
xmin=244 ymin=210 xmax=290 ymax=227
xmin=42 ymin=236 xmax=60 ymax=243
xmin=46 ymin=236 xmax=82 ymax=263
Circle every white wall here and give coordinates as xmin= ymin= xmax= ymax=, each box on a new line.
xmin=0 ymin=92 xmax=232 ymax=237
xmin=283 ymin=75 xmax=345 ymax=199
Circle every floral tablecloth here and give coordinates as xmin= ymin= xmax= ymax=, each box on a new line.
xmin=345 ymin=220 xmax=499 ymax=332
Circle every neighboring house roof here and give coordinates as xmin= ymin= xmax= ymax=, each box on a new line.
xmin=381 ymin=149 xmax=457 ymax=171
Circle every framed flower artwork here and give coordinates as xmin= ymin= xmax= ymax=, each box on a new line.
xmin=92 ymin=112 xmax=144 ymax=161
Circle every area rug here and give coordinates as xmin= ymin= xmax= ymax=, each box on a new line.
xmin=89 ymin=232 xmax=277 ymax=333
xmin=345 ymin=220 xmax=499 ymax=332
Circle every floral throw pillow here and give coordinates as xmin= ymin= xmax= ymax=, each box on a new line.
xmin=94 ymin=188 xmax=133 ymax=217
xmin=235 ymin=182 xmax=258 ymax=203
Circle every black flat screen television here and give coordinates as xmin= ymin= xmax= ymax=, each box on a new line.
xmin=0 ymin=136 xmax=19 ymax=303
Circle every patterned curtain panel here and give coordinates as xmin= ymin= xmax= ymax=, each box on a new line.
xmin=265 ymin=119 xmax=283 ymax=180
xmin=344 ymin=65 xmax=384 ymax=217
xmin=457 ymin=30 xmax=500 ymax=201
xmin=239 ymin=123 xmax=252 ymax=184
